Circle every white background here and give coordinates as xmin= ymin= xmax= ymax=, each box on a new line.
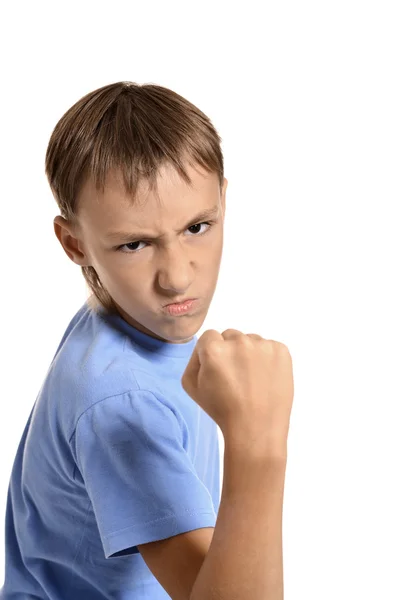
xmin=1 ymin=1 xmax=398 ymax=598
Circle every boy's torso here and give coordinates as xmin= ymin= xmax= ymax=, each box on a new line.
xmin=1 ymin=302 xmax=220 ymax=599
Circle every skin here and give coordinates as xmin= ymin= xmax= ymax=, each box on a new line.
xmin=54 ymin=161 xmax=228 ymax=344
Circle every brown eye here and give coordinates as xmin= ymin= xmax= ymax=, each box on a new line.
xmin=188 ymin=223 xmax=208 ymax=235
xmin=116 ymin=222 xmax=213 ymax=254
xmin=117 ymin=240 xmax=147 ymax=254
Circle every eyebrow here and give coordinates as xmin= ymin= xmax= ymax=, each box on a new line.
xmin=104 ymin=204 xmax=221 ymax=242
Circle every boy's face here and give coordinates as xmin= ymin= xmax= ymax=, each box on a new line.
xmin=54 ymin=162 xmax=227 ymax=344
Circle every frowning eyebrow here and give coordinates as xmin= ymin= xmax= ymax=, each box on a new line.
xmin=104 ymin=205 xmax=220 ymax=242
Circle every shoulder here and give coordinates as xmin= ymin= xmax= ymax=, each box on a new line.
xmin=46 ymin=303 xmax=145 ymax=435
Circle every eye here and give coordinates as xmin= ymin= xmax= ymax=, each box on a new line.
xmin=116 ymin=221 xmax=213 ymax=255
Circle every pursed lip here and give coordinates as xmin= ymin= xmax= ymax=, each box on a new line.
xmin=163 ymin=297 xmax=197 ymax=307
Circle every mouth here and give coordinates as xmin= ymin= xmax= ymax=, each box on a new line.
xmin=162 ymin=298 xmax=198 ymax=316
xmin=163 ymin=297 xmax=197 ymax=307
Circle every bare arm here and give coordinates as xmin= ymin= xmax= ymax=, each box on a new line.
xmin=190 ymin=438 xmax=287 ymax=600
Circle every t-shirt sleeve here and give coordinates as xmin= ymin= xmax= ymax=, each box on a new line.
xmin=72 ymin=389 xmax=217 ymax=558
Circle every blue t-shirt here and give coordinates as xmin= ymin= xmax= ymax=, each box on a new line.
xmin=0 ymin=302 xmax=220 ymax=599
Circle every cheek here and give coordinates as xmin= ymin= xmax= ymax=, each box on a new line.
xmin=108 ymin=260 xmax=152 ymax=298
xmin=206 ymin=236 xmax=223 ymax=262
xmin=94 ymin=255 xmax=131 ymax=290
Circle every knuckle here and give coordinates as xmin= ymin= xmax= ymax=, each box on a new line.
xmin=277 ymin=341 xmax=290 ymax=354
xmin=203 ymin=339 xmax=223 ymax=356
xmin=222 ymin=328 xmax=243 ymax=338
xmin=246 ymin=333 xmax=264 ymax=341
xmin=238 ymin=335 xmax=253 ymax=347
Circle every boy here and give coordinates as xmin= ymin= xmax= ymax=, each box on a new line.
xmin=1 ymin=81 xmax=290 ymax=599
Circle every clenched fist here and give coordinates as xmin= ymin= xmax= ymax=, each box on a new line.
xmin=181 ymin=329 xmax=294 ymax=457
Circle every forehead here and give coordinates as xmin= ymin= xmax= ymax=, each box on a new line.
xmin=76 ymin=162 xmax=221 ymax=235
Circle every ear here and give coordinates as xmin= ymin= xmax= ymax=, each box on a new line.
xmin=53 ymin=216 xmax=92 ymax=267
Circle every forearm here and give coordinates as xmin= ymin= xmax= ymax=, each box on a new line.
xmin=190 ymin=441 xmax=287 ymax=600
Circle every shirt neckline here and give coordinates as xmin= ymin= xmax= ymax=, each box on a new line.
xmin=93 ymin=303 xmax=198 ymax=358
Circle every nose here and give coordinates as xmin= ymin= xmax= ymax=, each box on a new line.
xmin=157 ymin=242 xmax=194 ymax=293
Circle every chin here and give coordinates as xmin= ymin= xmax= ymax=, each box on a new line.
xmin=160 ymin=317 xmax=205 ymax=344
